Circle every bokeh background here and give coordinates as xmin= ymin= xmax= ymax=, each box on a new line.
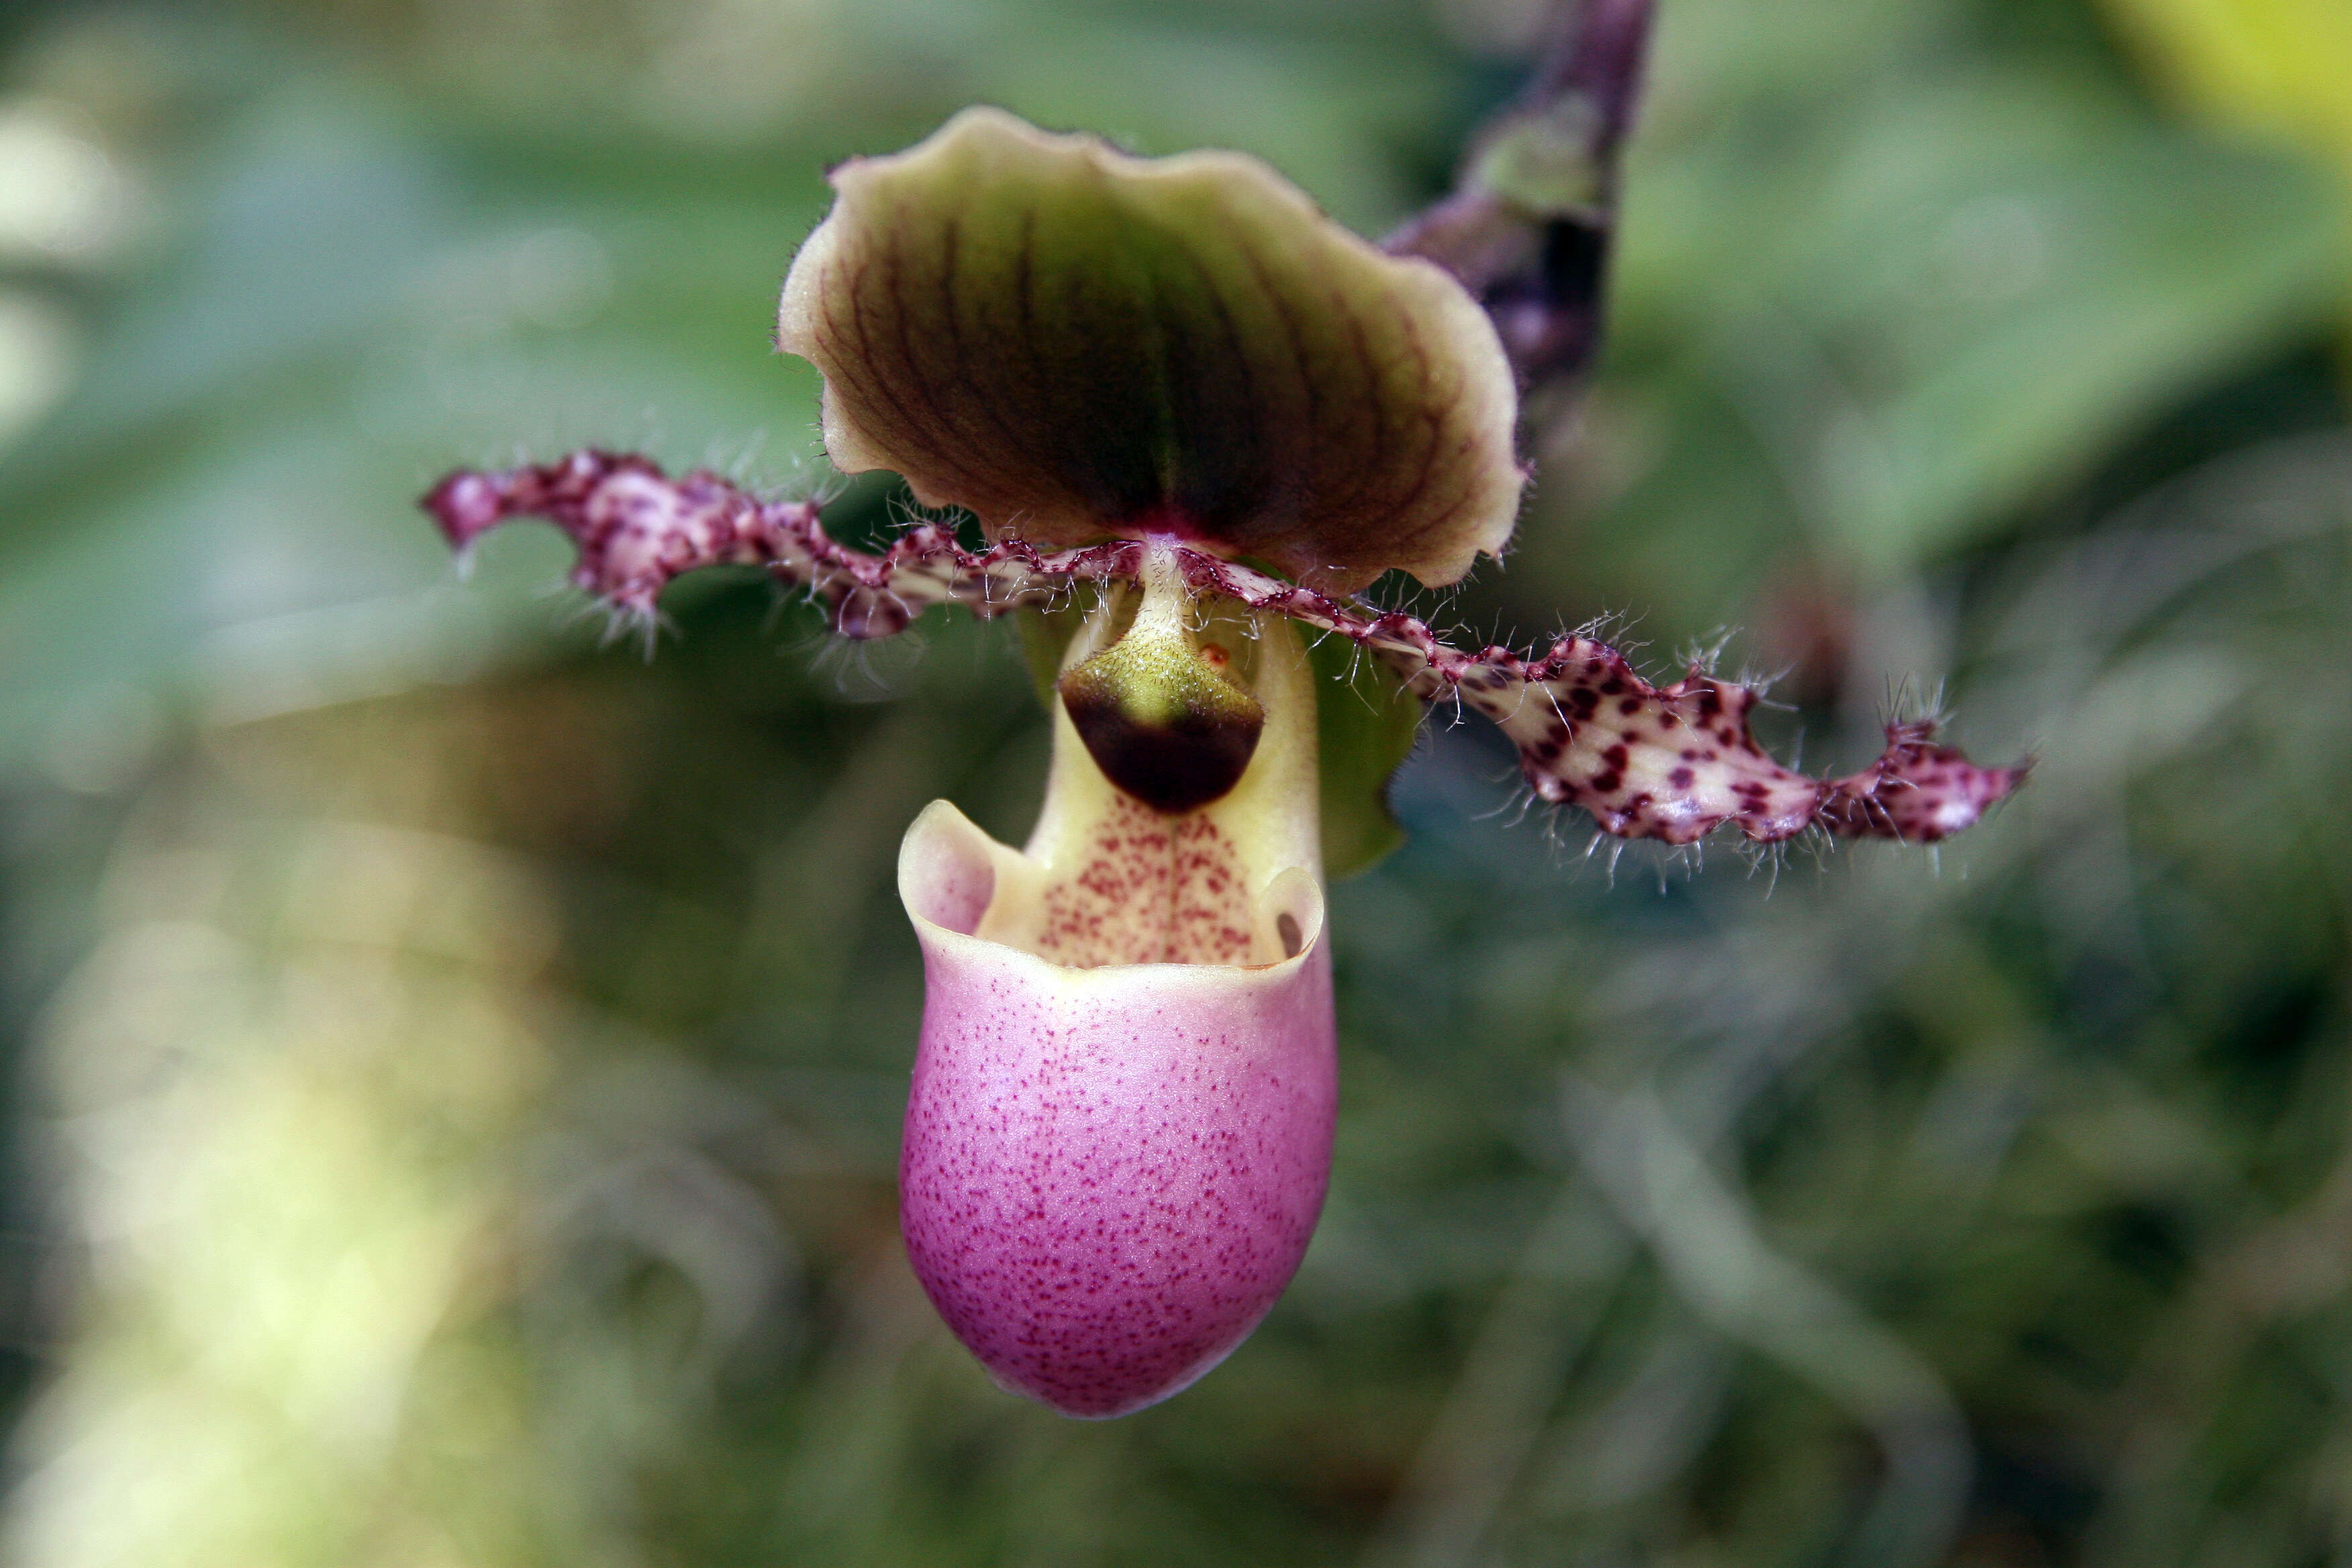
xmin=0 ymin=0 xmax=2346 ymax=1563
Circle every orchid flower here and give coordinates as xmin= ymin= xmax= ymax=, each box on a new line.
xmin=423 ymin=42 xmax=2023 ymax=1420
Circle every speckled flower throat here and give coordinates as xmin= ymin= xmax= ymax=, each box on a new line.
xmin=422 ymin=2 xmax=2024 ymax=1420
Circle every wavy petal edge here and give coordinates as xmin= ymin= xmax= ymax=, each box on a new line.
xmin=776 ymin=106 xmax=1525 ymax=594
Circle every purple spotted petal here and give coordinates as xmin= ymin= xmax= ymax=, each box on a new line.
xmin=421 ymin=452 xmax=2026 ymax=846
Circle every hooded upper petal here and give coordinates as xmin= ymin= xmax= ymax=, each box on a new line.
xmin=778 ymin=107 xmax=1524 ymax=594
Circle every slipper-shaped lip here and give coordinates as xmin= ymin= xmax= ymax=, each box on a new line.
xmin=895 ymin=801 xmax=1337 ymax=1418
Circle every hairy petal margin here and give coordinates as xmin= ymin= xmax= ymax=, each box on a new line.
xmin=423 ymin=452 xmax=2027 ymax=846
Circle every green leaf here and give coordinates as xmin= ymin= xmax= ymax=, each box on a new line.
xmin=1598 ymin=64 xmax=2344 ymax=583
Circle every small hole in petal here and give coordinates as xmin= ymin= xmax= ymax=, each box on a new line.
xmin=1277 ymin=912 xmax=1302 ymax=958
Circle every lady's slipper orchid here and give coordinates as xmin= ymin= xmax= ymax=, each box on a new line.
xmin=896 ymin=542 xmax=1338 ymax=1416
xmin=789 ymin=107 xmax=1528 ymax=1414
xmin=424 ymin=98 xmax=2025 ymax=1418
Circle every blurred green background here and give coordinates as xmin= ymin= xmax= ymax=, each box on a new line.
xmin=0 ymin=0 xmax=2346 ymax=1564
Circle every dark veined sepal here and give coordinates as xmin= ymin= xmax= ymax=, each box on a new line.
xmin=776 ymin=108 xmax=1524 ymax=595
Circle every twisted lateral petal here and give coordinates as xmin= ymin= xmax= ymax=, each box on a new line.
xmin=421 ymin=452 xmax=2027 ymax=846
xmin=776 ymin=107 xmax=1524 ymax=594
xmin=420 ymin=451 xmax=1091 ymax=637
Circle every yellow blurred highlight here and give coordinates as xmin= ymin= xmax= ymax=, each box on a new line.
xmin=2102 ymin=0 xmax=2352 ymax=342
xmin=7 ymin=705 xmax=568 ymax=1568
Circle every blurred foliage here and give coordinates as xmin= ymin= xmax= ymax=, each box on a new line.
xmin=0 ymin=1 xmax=2345 ymax=1566
xmin=2098 ymin=0 xmax=2352 ymax=306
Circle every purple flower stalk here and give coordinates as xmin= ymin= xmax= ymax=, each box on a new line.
xmin=424 ymin=70 xmax=2025 ymax=1418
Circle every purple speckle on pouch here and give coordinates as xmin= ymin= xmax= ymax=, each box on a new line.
xmin=899 ymin=914 xmax=1336 ymax=1418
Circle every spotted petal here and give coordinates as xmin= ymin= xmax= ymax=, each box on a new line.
xmin=420 ymin=453 xmax=2026 ymax=848
xmin=776 ymin=107 xmax=1524 ymax=595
